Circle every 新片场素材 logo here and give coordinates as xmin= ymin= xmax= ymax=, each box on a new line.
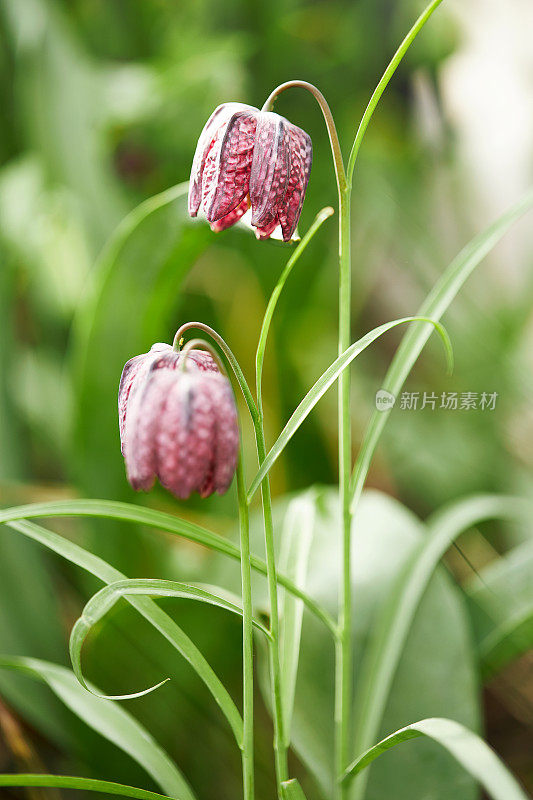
xmin=375 ymin=389 xmax=396 ymax=411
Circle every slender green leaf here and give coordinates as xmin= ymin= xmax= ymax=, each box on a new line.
xmin=279 ymin=492 xmax=316 ymax=746
xmin=347 ymin=0 xmax=444 ymax=180
xmin=344 ymin=717 xmax=528 ymax=800
xmin=0 ymin=774 xmax=173 ymax=799
xmin=281 ymin=778 xmax=309 ymax=800
xmin=0 ymin=501 xmax=335 ymax=633
xmin=0 ymin=656 xmax=194 ymax=800
xmin=255 ymin=207 xmax=334 ymax=404
xmin=69 ymin=578 xmax=270 ymax=700
xmin=248 ymin=316 xmax=452 ymax=501
xmin=3 ymin=519 xmax=243 ymax=747
xmin=349 ymin=188 xmax=533 ymax=513
xmin=351 ymin=494 xmax=531 ymax=800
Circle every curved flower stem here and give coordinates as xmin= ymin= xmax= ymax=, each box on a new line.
xmin=173 ymin=323 xmax=260 ymax=426
xmin=261 ymin=80 xmax=347 ymax=194
xmin=178 ymin=338 xmax=226 ymax=374
xmin=262 ymin=80 xmax=353 ymax=798
xmin=236 ymin=447 xmax=255 ymax=800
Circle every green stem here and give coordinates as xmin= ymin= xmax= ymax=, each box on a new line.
xmin=336 ymin=187 xmax=352 ymax=799
xmin=255 ymin=421 xmax=288 ymax=795
xmin=236 ymin=449 xmax=255 ymax=800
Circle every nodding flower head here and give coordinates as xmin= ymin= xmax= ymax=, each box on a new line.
xmin=188 ymin=103 xmax=312 ymax=242
xmin=118 ymin=342 xmax=239 ymax=500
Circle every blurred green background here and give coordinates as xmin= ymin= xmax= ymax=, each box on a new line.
xmin=0 ymin=0 xmax=532 ymax=798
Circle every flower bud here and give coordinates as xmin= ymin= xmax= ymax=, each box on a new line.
xmin=118 ymin=343 xmax=238 ymax=499
xmin=189 ymin=103 xmax=312 ymax=241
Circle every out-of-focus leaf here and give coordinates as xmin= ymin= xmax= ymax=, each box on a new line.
xmin=72 ymin=182 xmax=208 ymax=500
xmin=344 ymin=717 xmax=528 ymax=800
xmin=0 ymin=524 xmax=68 ymax=747
xmin=0 ymin=774 xmax=173 ymax=800
xmin=350 ymin=493 xmax=531 ymax=800
xmin=1 ymin=0 xmax=127 ymax=248
xmin=349 ymin=187 xmax=533 ymax=513
xmin=278 ymin=491 xmax=316 ymax=747
xmin=465 ymin=538 xmax=533 ymax=679
xmin=0 ymin=656 xmax=195 ymax=800
xmin=210 ymin=488 xmax=479 ymax=800
xmin=1 ymin=519 xmax=243 ymax=748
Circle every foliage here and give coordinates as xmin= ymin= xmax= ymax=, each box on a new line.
xmin=0 ymin=0 xmax=532 ymax=799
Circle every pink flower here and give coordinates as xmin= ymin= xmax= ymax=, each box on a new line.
xmin=188 ymin=103 xmax=312 ymax=242
xmin=118 ymin=343 xmax=238 ymax=499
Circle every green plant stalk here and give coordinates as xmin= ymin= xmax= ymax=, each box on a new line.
xmin=175 ymin=321 xmax=287 ymax=791
xmin=236 ymin=449 xmax=255 ymax=800
xmin=255 ymin=421 xmax=288 ymax=793
xmin=336 ymin=185 xmax=352 ymax=800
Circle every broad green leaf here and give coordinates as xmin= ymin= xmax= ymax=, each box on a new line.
xmin=0 ymin=656 xmax=194 ymax=800
xmin=2 ymin=519 xmax=243 ymax=747
xmin=279 ymin=491 xmax=316 ymax=747
xmin=351 ymin=493 xmax=531 ymax=800
xmin=0 ymin=500 xmax=334 ymax=633
xmin=465 ymin=538 xmax=533 ymax=679
xmin=248 ymin=316 xmax=452 ymax=501
xmin=350 ymin=188 xmax=533 ymax=513
xmin=281 ymin=778 xmax=309 ymax=800
xmin=0 ymin=774 xmax=173 ymax=800
xmin=69 ymin=578 xmax=270 ymax=700
xmin=344 ymin=717 xmax=528 ymax=800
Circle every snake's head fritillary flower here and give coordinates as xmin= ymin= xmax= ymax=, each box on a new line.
xmin=118 ymin=343 xmax=238 ymax=499
xmin=189 ymin=104 xmax=312 ymax=242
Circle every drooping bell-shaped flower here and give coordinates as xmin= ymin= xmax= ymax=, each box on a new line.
xmin=189 ymin=103 xmax=312 ymax=242
xmin=118 ymin=343 xmax=238 ymax=499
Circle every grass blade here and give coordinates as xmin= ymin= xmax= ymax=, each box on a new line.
xmin=0 ymin=656 xmax=195 ymax=800
xmin=351 ymin=494 xmax=531 ymax=800
xmin=279 ymin=492 xmax=316 ymax=747
xmin=0 ymin=502 xmax=335 ymax=634
xmin=349 ymin=188 xmax=533 ymax=514
xmin=3 ymin=519 xmax=243 ymax=747
xmin=248 ymin=316 xmax=451 ymax=501
xmin=0 ymin=774 xmax=174 ymax=799
xmin=255 ymin=207 xmax=334 ymax=404
xmin=69 ymin=578 xmax=271 ymax=701
xmin=347 ymin=0 xmax=444 ymax=181
xmin=343 ymin=717 xmax=528 ymax=800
